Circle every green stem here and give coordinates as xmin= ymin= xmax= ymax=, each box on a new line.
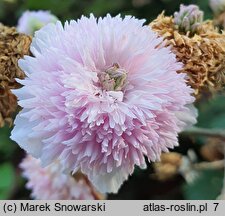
xmin=182 ymin=127 xmax=225 ymax=140
xmin=193 ymin=160 xmax=224 ymax=170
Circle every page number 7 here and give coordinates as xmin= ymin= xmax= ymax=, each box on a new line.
xmin=213 ymin=203 xmax=219 ymax=211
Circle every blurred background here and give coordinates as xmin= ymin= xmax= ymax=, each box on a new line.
xmin=0 ymin=0 xmax=224 ymax=200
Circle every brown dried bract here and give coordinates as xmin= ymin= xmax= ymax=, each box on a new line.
xmin=0 ymin=23 xmax=31 ymax=127
xmin=150 ymin=12 xmax=225 ymax=97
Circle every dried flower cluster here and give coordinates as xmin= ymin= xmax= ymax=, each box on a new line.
xmin=153 ymin=150 xmax=200 ymax=183
xmin=20 ymin=155 xmax=104 ymax=200
xmin=0 ymin=24 xmax=31 ymax=127
xmin=153 ymin=152 xmax=182 ymax=181
xmin=150 ymin=10 xmax=225 ymax=97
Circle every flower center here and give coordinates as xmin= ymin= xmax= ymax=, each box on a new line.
xmin=98 ymin=63 xmax=127 ymax=91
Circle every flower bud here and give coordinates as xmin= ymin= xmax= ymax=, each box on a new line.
xmin=17 ymin=10 xmax=58 ymax=36
xmin=174 ymin=4 xmax=203 ymax=34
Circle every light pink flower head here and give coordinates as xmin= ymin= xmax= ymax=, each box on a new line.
xmin=17 ymin=10 xmax=58 ymax=35
xmin=11 ymin=14 xmax=197 ymax=193
xmin=20 ymin=155 xmax=100 ymax=200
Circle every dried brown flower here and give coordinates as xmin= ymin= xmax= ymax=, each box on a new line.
xmin=200 ymin=138 xmax=224 ymax=161
xmin=153 ymin=152 xmax=182 ymax=181
xmin=0 ymin=23 xmax=31 ymax=127
xmin=150 ymin=13 xmax=225 ymax=97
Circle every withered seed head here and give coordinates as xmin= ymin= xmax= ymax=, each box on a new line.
xmin=150 ymin=12 xmax=225 ymax=98
xmin=0 ymin=23 xmax=31 ymax=127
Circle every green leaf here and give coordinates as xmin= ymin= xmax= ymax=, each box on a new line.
xmin=0 ymin=163 xmax=15 ymax=199
xmin=84 ymin=0 xmax=125 ymax=16
xmin=22 ymin=0 xmax=74 ymax=17
xmin=195 ymin=0 xmax=213 ymax=19
xmin=197 ymin=95 xmax=225 ymax=129
xmin=210 ymin=113 xmax=225 ymax=129
xmin=183 ymin=170 xmax=224 ymax=200
xmin=0 ymin=126 xmax=17 ymax=160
